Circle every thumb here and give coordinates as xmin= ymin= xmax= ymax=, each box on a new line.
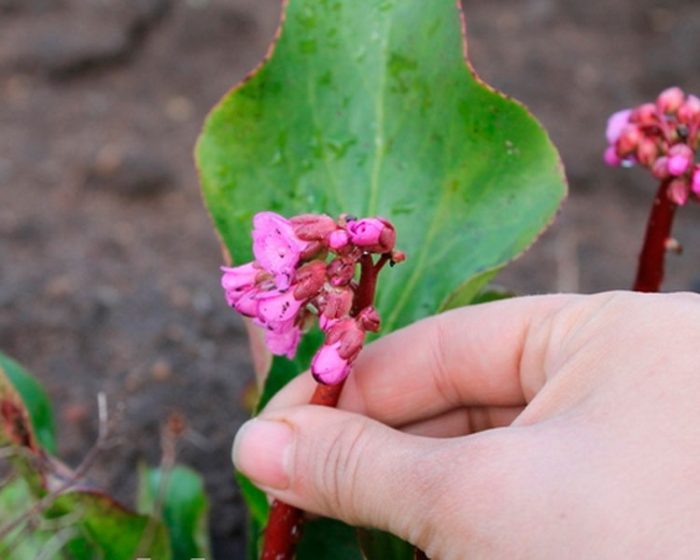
xmin=232 ymin=404 xmax=514 ymax=548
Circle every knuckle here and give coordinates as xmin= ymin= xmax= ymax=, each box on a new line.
xmin=313 ymin=417 xmax=370 ymax=522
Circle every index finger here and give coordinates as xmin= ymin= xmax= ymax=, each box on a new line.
xmin=264 ymin=293 xmax=582 ymax=426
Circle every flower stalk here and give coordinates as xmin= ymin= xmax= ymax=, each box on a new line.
xmin=261 ymin=255 xmax=383 ymax=560
xmin=220 ymin=211 xmax=403 ymax=559
xmin=633 ymin=180 xmax=677 ymax=292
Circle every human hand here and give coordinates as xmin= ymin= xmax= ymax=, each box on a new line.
xmin=233 ymin=292 xmax=700 ymax=559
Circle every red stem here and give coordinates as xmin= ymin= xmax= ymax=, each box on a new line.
xmin=261 ymin=253 xmax=384 ymax=560
xmin=633 ymin=180 xmax=677 ymax=292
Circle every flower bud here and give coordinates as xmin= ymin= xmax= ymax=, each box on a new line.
xmin=327 ymin=256 xmax=356 ymax=286
xmin=630 ymin=103 xmax=657 ymax=126
xmin=636 ymin=138 xmax=658 ymax=167
xmin=293 ymin=260 xmax=326 ymax=301
xmin=652 ymin=157 xmax=671 ymax=180
xmin=390 ymin=249 xmax=406 ymax=264
xmin=678 ymin=95 xmax=700 ymax=125
xmin=657 ymin=86 xmax=685 ymax=114
xmin=668 ymin=178 xmax=689 ymax=206
xmin=616 ymin=125 xmax=642 ymax=156
xmin=325 ymin=318 xmax=365 ymax=360
xmin=347 ymin=217 xmax=396 ymax=253
xmin=311 ymin=342 xmax=351 ymax=385
xmin=290 ymin=214 xmax=338 ymax=241
xmin=667 ymin=144 xmax=693 ymax=176
xmin=357 ymin=306 xmax=381 ymax=332
xmin=319 ymin=287 xmax=353 ymax=325
xmin=328 ymin=229 xmax=350 ymax=251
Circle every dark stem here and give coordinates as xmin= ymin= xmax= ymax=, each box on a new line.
xmin=633 ymin=179 xmax=677 ymax=292
xmin=261 ymin=253 xmax=384 ymax=560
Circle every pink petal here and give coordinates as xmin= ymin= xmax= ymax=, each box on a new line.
xmin=233 ymin=288 xmax=259 ymax=317
xmin=221 ymin=263 xmax=259 ymax=305
xmin=606 ymin=109 xmax=632 ymax=144
xmin=252 ymin=212 xmax=308 ymax=289
xmin=256 ymin=289 xmax=303 ymax=328
xmin=265 ymin=325 xmax=301 ymax=359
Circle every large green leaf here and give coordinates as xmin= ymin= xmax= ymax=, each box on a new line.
xmin=196 ymin=0 xmax=566 ymax=334
xmin=0 ymin=352 xmax=55 ymax=453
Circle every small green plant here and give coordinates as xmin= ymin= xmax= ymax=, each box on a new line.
xmin=0 ymin=352 xmax=211 ymax=560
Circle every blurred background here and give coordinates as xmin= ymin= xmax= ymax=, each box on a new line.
xmin=1 ymin=0 xmax=700 ymax=557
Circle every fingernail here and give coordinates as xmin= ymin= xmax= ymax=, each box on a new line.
xmin=233 ymin=418 xmax=293 ymax=490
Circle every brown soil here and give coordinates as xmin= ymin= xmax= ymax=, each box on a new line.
xmin=2 ymin=0 xmax=700 ymax=557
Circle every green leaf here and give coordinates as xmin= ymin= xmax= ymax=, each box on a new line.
xmin=49 ymin=491 xmax=171 ymax=560
xmin=138 ymin=464 xmax=211 ymax=560
xmin=358 ymin=528 xmax=415 ymax=560
xmin=471 ymin=285 xmax=516 ymax=305
xmin=0 ymin=352 xmax=56 ymax=453
xmin=196 ymin=0 xmax=566 ymax=336
xmin=296 ymin=518 xmax=362 ymax=559
xmin=236 ymin=471 xmax=270 ymax=527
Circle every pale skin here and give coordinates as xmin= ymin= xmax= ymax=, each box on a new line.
xmin=233 ymin=291 xmax=700 ymax=559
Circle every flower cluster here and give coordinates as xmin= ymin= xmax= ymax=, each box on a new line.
xmin=221 ymin=212 xmax=402 ymax=385
xmin=605 ymin=86 xmax=700 ymax=205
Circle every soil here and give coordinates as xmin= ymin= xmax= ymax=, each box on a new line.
xmin=1 ymin=0 xmax=700 ymax=557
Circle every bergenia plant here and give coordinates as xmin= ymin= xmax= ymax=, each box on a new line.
xmin=197 ymin=0 xmax=566 ymax=558
xmin=222 ymin=211 xmax=403 ymax=557
xmin=605 ymin=87 xmax=700 ymax=292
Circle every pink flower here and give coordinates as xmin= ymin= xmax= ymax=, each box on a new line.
xmin=221 ymin=263 xmax=261 ymax=307
xmin=606 ymin=109 xmax=632 ymax=144
xmin=252 ymin=212 xmax=308 ymax=290
xmin=678 ymin=95 xmax=700 ymax=125
xmin=265 ymin=325 xmax=301 ymax=359
xmin=657 ymin=87 xmax=685 ymax=114
xmin=256 ymin=289 xmax=303 ymax=331
xmin=692 ymin=167 xmax=700 ymax=195
xmin=667 ymin=144 xmax=693 ymax=177
xmin=347 ymin=217 xmax=396 ymax=253
xmin=311 ymin=342 xmax=351 ymax=385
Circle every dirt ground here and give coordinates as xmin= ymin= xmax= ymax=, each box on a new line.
xmin=2 ymin=0 xmax=700 ymax=557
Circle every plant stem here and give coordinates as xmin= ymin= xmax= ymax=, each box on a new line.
xmin=260 ymin=253 xmax=384 ymax=560
xmin=633 ymin=179 xmax=677 ymax=292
